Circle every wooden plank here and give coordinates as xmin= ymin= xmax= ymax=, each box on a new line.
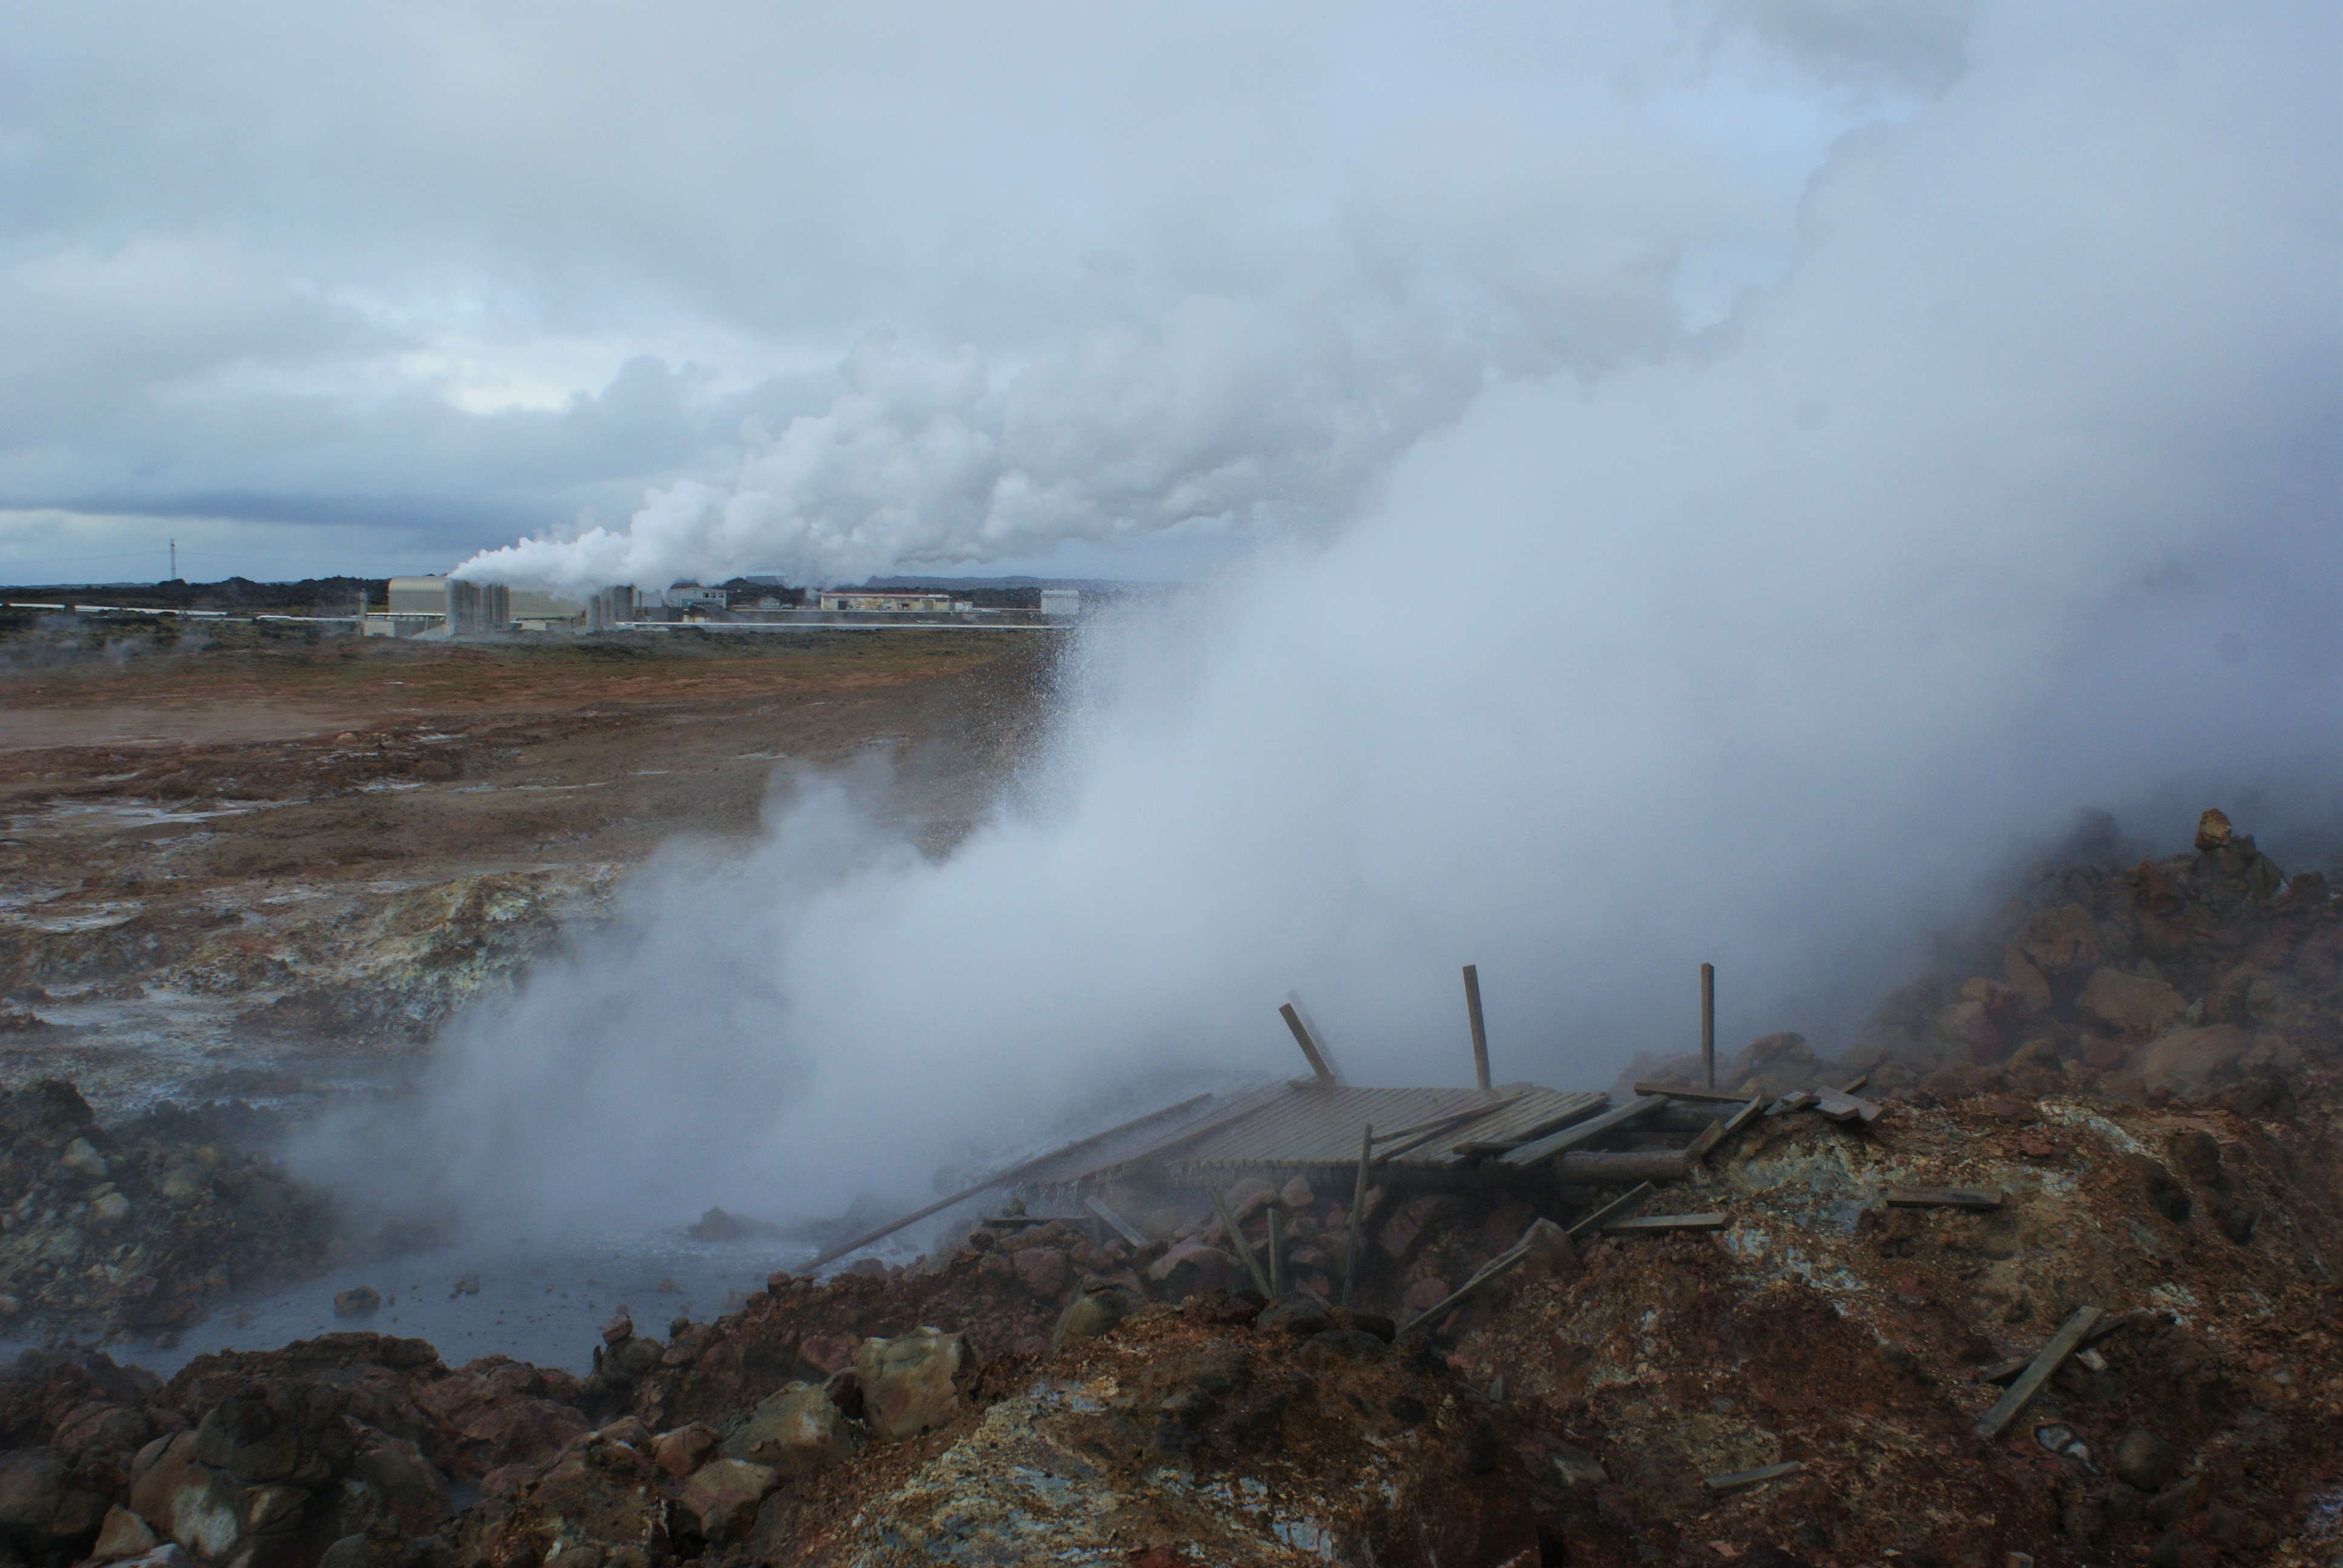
xmin=1635 ymin=1082 xmax=1757 ymax=1105
xmin=1763 ymin=1089 xmax=1817 ymax=1118
xmin=1604 ymin=1212 xmax=1726 ymax=1234
xmin=1566 ymin=1181 xmax=1655 ymax=1240
xmin=1450 ymin=1094 xmax=1614 ymax=1157
xmin=1973 ymin=1305 xmax=2102 ymax=1440
xmin=1267 ymin=1206 xmax=1286 ymax=1298
xmin=1393 ymin=1218 xmax=1573 ymax=1339
xmin=1083 ymin=1194 xmax=1148 ymax=1249
xmin=1279 ymin=1002 xmax=1339 ymax=1086
xmin=1210 ymin=1186 xmax=1276 ymax=1300
xmin=1555 ymin=1149 xmax=1691 ymax=1184
xmin=1700 ymin=962 xmax=1716 ymax=1090
xmin=1814 ymin=1086 xmax=1882 ymax=1125
xmin=1463 ymin=964 xmax=1493 ymax=1092
xmin=1978 ymin=1310 xmax=2141 ymax=1383
xmin=1498 ymin=1094 xmax=1669 ymax=1168
xmin=1371 ymin=1093 xmax=1524 ymax=1156
xmin=1885 ymin=1186 xmax=2005 ymax=1210
xmin=1705 ymin=1460 xmax=1803 ymax=1493
xmin=1340 ymin=1122 xmax=1371 ymax=1307
xmin=807 ymin=1093 xmax=1217 ymax=1269
xmin=1686 ymin=1096 xmax=1764 ymax=1165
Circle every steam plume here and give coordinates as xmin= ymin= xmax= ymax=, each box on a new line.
xmin=319 ymin=1 xmax=2341 ymax=1237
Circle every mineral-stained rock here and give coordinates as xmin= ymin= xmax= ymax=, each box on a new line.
xmin=670 ymin=1457 xmax=776 ymax=1545
xmin=2135 ymin=1024 xmax=2249 ymax=1094
xmin=2079 ymin=967 xmax=2187 ymax=1038
xmin=451 ymin=1434 xmax=666 ymax=1568
xmin=1010 ymin=1246 xmax=1068 ymax=1298
xmin=652 ymin=1423 xmax=718 ymax=1479
xmin=88 ymin=1502 xmax=160 ymax=1561
xmin=0 ymin=1448 xmax=70 ymax=1535
xmin=2113 ymin=1427 xmax=2178 ymax=1492
xmin=1145 ymin=1243 xmax=1234 ymax=1297
xmin=331 ymin=1289 xmax=381 ymax=1321
xmin=854 ymin=1329 xmax=975 ymax=1442
xmin=1052 ymin=1285 xmax=1145 ymax=1349
xmin=722 ymin=1386 xmax=865 ymax=1478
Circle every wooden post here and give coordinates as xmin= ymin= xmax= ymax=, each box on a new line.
xmin=1341 ymin=1123 xmax=1372 ymax=1307
xmin=1266 ymin=1207 xmax=1286 ymax=1299
xmin=1700 ymin=962 xmax=1716 ymax=1091
xmin=1463 ymin=964 xmax=1492 ymax=1091
xmin=1279 ymin=1002 xmax=1338 ymax=1086
xmin=1210 ymin=1186 xmax=1276 ymax=1300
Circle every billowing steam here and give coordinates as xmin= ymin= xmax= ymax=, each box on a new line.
xmin=453 ymin=312 xmax=1493 ymax=592
xmin=315 ymin=1 xmax=2340 ymax=1238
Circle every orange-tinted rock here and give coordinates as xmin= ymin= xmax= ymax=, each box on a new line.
xmin=2079 ymin=967 xmax=2187 ymax=1038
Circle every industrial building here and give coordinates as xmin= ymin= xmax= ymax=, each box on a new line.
xmin=367 ymin=575 xmax=588 ymax=636
xmin=815 ymin=589 xmax=972 ymax=612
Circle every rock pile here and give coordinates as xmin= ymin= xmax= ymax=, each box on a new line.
xmin=0 ymin=1083 xmax=332 ymax=1339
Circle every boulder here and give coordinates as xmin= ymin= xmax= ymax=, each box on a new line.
xmin=60 ymin=1138 xmax=110 ymax=1181
xmin=652 ymin=1424 xmax=718 ymax=1480
xmin=1400 ymin=1277 xmax=1450 ymax=1313
xmin=1052 ymin=1286 xmax=1145 ymax=1350
xmin=720 ymin=1387 xmax=864 ymax=1478
xmin=1277 ymin=1175 xmax=1316 ymax=1210
xmin=1253 ymin=1299 xmax=1331 ymax=1338
xmin=2136 ymin=1025 xmax=2249 ymax=1095
xmin=451 ymin=1436 xmax=666 ymax=1568
xmin=1225 ymin=1177 xmax=1279 ymax=1223
xmin=0 ymin=1449 xmax=69 ymax=1535
xmin=331 ymin=1289 xmax=381 ymax=1321
xmin=128 ymin=1433 xmax=249 ymax=1562
xmin=1011 ymin=1246 xmax=1069 ymax=1298
xmin=670 ymin=1459 xmax=776 ymax=1546
xmin=853 ymin=1329 xmax=975 ymax=1442
xmin=798 ymin=1334 xmax=857 ymax=1376
xmin=2193 ymin=809 xmax=2232 ymax=852
xmin=2017 ymin=904 xmax=2100 ymax=975
xmin=2079 ymin=968 xmax=2187 ymax=1039
xmin=1144 ymin=1243 xmax=1233 ymax=1298
xmin=88 ymin=1504 xmax=160 ymax=1562
xmin=88 ymin=1192 xmax=132 ymax=1229
xmin=2114 ymin=1428 xmax=2178 ymax=1492
xmin=350 ymin=1435 xmax=449 ymax=1536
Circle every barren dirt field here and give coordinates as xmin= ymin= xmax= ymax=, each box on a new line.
xmin=0 ymin=615 xmax=1058 ymax=1112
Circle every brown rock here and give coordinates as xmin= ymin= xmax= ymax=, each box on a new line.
xmin=652 ymin=1423 xmax=718 ymax=1480
xmin=1401 ymin=1277 xmax=1449 ymax=1313
xmin=2194 ymin=809 xmax=2232 ymax=853
xmin=2113 ymin=1427 xmax=2178 ymax=1491
xmin=2017 ymin=904 xmax=2100 ymax=975
xmin=2002 ymin=948 xmax=2054 ymax=1013
xmin=2136 ymin=1025 xmax=2249 ymax=1095
xmin=853 ymin=1329 xmax=975 ymax=1442
xmin=2079 ymin=968 xmax=2187 ymax=1038
xmin=798 ymin=1334 xmax=857 ymax=1377
xmin=720 ymin=1387 xmax=864 ymax=1478
xmin=1011 ymin=1246 xmax=1069 ymax=1298
xmin=1277 ymin=1175 xmax=1316 ymax=1210
xmin=87 ymin=1504 xmax=159 ymax=1562
xmin=670 ymin=1458 xmax=776 ymax=1545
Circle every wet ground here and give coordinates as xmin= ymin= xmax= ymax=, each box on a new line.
xmin=1 ymin=618 xmax=1058 ymax=1122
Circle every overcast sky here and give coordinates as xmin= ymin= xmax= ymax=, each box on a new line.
xmin=0 ymin=1 xmax=1973 ymax=586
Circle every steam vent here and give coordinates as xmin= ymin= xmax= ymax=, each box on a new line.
xmin=1 ymin=805 xmax=2335 ymax=1563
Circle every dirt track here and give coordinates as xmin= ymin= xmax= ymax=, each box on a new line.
xmin=0 ymin=618 xmax=1058 ymax=1111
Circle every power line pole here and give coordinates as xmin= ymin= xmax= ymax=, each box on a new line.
xmin=169 ymin=539 xmax=176 ymax=580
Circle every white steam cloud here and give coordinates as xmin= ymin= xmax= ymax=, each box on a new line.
xmin=322 ymin=1 xmax=2341 ymax=1237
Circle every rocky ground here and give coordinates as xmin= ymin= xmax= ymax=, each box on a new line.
xmin=0 ymin=808 xmax=2337 ymax=1563
xmin=0 ymin=615 xmax=1056 ymax=1112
